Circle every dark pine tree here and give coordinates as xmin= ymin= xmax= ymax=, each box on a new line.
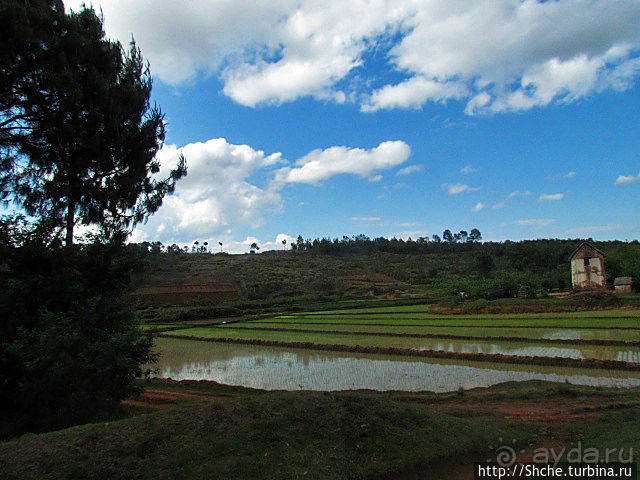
xmin=8 ymin=5 xmax=185 ymax=245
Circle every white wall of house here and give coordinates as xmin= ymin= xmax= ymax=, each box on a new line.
xmin=571 ymin=254 xmax=606 ymax=289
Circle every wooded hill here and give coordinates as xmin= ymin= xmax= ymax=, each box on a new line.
xmin=132 ymin=237 xmax=640 ymax=310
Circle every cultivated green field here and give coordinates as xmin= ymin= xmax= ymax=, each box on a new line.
xmin=149 ymin=306 xmax=640 ymax=391
xmin=139 ymin=323 xmax=185 ymax=330
xmin=304 ymin=307 xmax=640 ymax=317
xmin=256 ymin=313 xmax=640 ymax=328
xmin=149 ymin=306 xmax=640 ymax=393
xmin=166 ymin=326 xmax=640 ymax=362
xmin=229 ymin=322 xmax=640 ymax=341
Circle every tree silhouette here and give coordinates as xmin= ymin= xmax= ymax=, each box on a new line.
xmin=1 ymin=0 xmax=63 ymax=176
xmin=0 ymin=2 xmax=177 ymax=436
xmin=3 ymin=5 xmax=185 ymax=245
xmin=469 ymin=228 xmax=482 ymax=242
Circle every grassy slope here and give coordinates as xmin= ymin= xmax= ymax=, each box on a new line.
xmin=561 ymin=410 xmax=640 ymax=461
xmin=2 ymin=380 xmax=639 ymax=479
xmin=137 ymin=251 xmax=413 ymax=297
xmin=0 ymin=392 xmax=524 ymax=480
xmin=134 ymin=249 xmax=640 ymax=321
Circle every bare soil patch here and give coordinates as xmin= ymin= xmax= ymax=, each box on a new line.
xmin=122 ymin=388 xmax=229 ymax=410
xmin=128 ymin=283 xmax=241 ymax=306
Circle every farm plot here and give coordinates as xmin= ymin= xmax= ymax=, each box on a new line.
xmin=165 ymin=326 xmax=640 ymax=363
xmin=150 ymin=308 xmax=640 ymax=390
xmin=152 ymin=307 xmax=640 ymax=388
xmin=256 ymin=314 xmax=640 ymax=329
xmin=140 ymin=323 xmax=185 ymax=330
xmin=235 ymin=322 xmax=640 ymax=342
xmin=303 ymin=307 xmax=640 ymax=317
xmin=148 ymin=337 xmax=640 ymax=391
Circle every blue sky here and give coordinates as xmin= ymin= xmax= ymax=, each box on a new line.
xmin=65 ymin=0 xmax=640 ymax=252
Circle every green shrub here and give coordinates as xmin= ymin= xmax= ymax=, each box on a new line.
xmin=0 ymin=229 xmax=154 ymax=438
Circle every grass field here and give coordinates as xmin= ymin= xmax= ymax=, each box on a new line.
xmin=0 ymin=385 xmax=527 ymax=480
xmin=2 ymin=379 xmax=639 ymax=480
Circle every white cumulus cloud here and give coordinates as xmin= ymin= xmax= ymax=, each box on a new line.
xmin=615 ymin=172 xmax=640 ymax=184
xmin=64 ymin=0 xmax=640 ymax=113
xmin=146 ymin=138 xmax=283 ymax=243
xmin=135 ymin=137 xmax=409 ymax=244
xmin=566 ymin=224 xmax=623 ymax=235
xmin=442 ymin=183 xmax=481 ymax=195
xmin=471 ymin=202 xmax=486 ymax=212
xmin=382 ymin=0 xmax=640 ymax=114
xmin=460 ymin=165 xmax=478 ymax=174
xmin=538 ymin=193 xmax=564 ymax=202
xmin=362 ymin=77 xmax=467 ymax=112
xmin=493 ymin=191 xmax=531 ymax=209
xmin=397 ymin=165 xmax=424 ymax=176
xmin=516 ymin=219 xmax=555 ymax=227
xmin=209 ymin=234 xmax=297 ymax=254
xmin=275 ymin=141 xmax=411 ymax=184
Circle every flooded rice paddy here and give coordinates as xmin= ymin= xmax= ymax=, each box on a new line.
xmin=149 ymin=310 xmax=640 ymax=391
xmin=150 ymin=337 xmax=640 ymax=392
xmin=169 ymin=326 xmax=640 ymax=363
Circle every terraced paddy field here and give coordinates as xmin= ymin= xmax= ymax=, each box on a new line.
xmin=164 ymin=326 xmax=640 ymax=363
xmin=257 ymin=313 xmax=640 ymax=328
xmin=231 ymin=322 xmax=640 ymax=342
xmin=140 ymin=323 xmax=184 ymax=330
xmin=149 ymin=337 xmax=640 ymax=391
xmin=149 ymin=307 xmax=640 ymax=392
xmin=300 ymin=306 xmax=640 ymax=317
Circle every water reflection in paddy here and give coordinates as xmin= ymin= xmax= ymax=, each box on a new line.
xmin=150 ymin=337 xmax=640 ymax=392
xmin=172 ymin=327 xmax=640 ymax=363
xmin=416 ymin=341 xmax=640 ymax=363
